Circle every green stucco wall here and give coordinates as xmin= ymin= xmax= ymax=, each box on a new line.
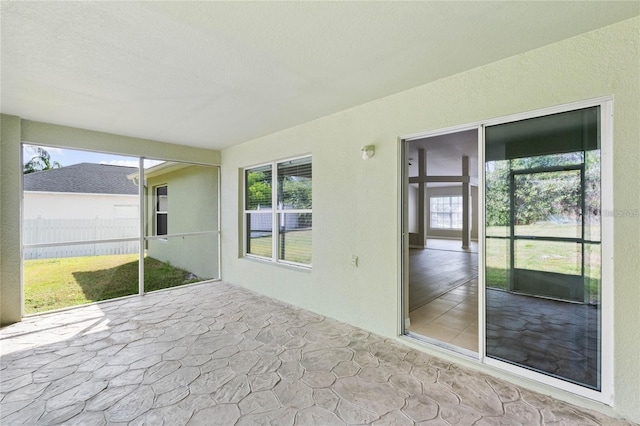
xmin=0 ymin=119 xmax=220 ymax=325
xmin=220 ymin=17 xmax=640 ymax=422
xmin=146 ymin=165 xmax=219 ymax=280
xmin=0 ymin=115 xmax=23 ymax=324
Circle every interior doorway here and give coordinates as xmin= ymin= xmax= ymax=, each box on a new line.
xmin=403 ymin=129 xmax=479 ymax=353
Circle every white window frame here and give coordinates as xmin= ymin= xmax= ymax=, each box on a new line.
xmin=155 ymin=185 xmax=168 ymax=238
xmin=243 ymin=155 xmax=312 ymax=268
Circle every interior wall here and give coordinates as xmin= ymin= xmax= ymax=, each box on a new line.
xmin=220 ymin=17 xmax=640 ymax=422
xmin=0 ymin=117 xmax=220 ymax=325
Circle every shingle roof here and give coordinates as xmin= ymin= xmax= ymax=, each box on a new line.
xmin=23 ymin=163 xmax=139 ymax=195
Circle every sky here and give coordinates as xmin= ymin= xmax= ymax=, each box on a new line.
xmin=23 ymin=144 xmax=164 ymax=169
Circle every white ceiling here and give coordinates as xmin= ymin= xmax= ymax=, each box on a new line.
xmin=2 ymin=2 xmax=638 ymax=150
xmin=408 ymin=130 xmax=479 ymax=187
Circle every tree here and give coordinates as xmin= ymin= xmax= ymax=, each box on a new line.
xmin=282 ymin=177 xmax=312 ymax=209
xmin=23 ymin=147 xmax=62 ymax=174
xmin=246 ymin=171 xmax=272 ymax=210
xmin=485 ymin=160 xmax=511 ymax=227
xmin=486 ymin=153 xmax=590 ymax=228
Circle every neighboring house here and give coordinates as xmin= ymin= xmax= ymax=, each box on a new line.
xmin=23 ymin=163 xmax=139 ymax=258
xmin=128 ymin=162 xmax=219 ymax=280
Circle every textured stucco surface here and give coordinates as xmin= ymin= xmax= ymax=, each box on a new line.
xmin=3 ymin=2 xmax=639 ymax=150
xmin=221 ymin=17 xmax=640 ymax=422
xmin=0 ymin=115 xmax=23 ymax=324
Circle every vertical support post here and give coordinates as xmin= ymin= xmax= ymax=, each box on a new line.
xmin=418 ymin=148 xmax=427 ymax=248
xmin=217 ymin=166 xmax=222 ymax=280
xmin=509 ymin=170 xmax=515 ymax=292
xmin=462 ymin=155 xmax=470 ymax=249
xmin=271 ymin=163 xmax=278 ymax=261
xmin=278 ymin=172 xmax=285 ymax=261
xmin=138 ymin=157 xmax=145 ymax=296
xmin=580 ymin=161 xmax=586 ymax=303
xmin=1 ymin=116 xmax=25 ymax=324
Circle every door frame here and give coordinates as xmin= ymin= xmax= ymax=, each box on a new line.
xmin=398 ymin=124 xmax=482 ymax=350
xmin=399 ymin=96 xmax=614 ymax=405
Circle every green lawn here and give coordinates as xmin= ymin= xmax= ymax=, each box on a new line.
xmin=485 ymin=223 xmax=601 ymax=299
xmin=248 ymin=230 xmax=311 ymax=265
xmin=24 ymin=254 xmax=202 ymax=314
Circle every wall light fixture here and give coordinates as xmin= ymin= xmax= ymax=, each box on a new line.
xmin=361 ymin=145 xmax=375 ymax=160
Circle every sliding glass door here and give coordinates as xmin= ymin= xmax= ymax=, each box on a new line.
xmin=401 ymin=101 xmax=611 ymax=399
xmin=484 ymin=106 xmax=602 ymax=390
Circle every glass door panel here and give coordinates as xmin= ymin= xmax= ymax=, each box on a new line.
xmin=484 ymin=106 xmax=602 ymax=390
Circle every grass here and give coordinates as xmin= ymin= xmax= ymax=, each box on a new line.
xmin=248 ymin=229 xmax=311 ymax=265
xmin=487 ymin=222 xmax=601 ymax=239
xmin=24 ymin=254 xmax=203 ymax=314
xmin=485 ymin=223 xmax=602 ymax=300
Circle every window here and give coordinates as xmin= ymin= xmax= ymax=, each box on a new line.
xmin=155 ymin=185 xmax=168 ymax=236
xmin=244 ymin=156 xmax=312 ymax=266
xmin=430 ymin=196 xmax=462 ymax=229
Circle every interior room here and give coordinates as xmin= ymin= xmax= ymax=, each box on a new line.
xmin=1 ymin=2 xmax=639 ymax=424
xmin=405 ymin=130 xmax=479 ymax=353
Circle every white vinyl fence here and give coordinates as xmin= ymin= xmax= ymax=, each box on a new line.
xmin=23 ymin=217 xmax=139 ymax=259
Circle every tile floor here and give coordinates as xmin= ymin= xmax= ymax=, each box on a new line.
xmin=1 ymin=281 xmax=633 ymax=425
xmin=408 ymin=248 xmax=478 ymax=312
xmin=408 ymin=279 xmax=478 ymax=353
xmin=425 ymin=240 xmax=478 ymax=253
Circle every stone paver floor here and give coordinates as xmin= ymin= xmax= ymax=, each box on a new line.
xmin=1 ymin=281 xmax=634 ymax=425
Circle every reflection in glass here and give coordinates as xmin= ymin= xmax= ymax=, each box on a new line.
xmin=247 ymin=213 xmax=273 ymax=258
xmin=514 ymin=170 xmax=581 ymax=239
xmin=584 ymin=243 xmax=601 ymax=305
xmin=276 ymin=157 xmax=312 ymax=266
xmin=485 ymin=106 xmax=601 ymax=390
xmin=485 ymin=237 xmax=510 ymax=291
xmin=277 ymin=158 xmax=312 ymax=209
xmin=514 ymin=240 xmax=581 ymax=275
xmin=246 ymin=165 xmax=273 ymax=210
xmin=584 ymin=150 xmax=601 ymax=243
xmin=278 ymin=213 xmax=312 ymax=264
